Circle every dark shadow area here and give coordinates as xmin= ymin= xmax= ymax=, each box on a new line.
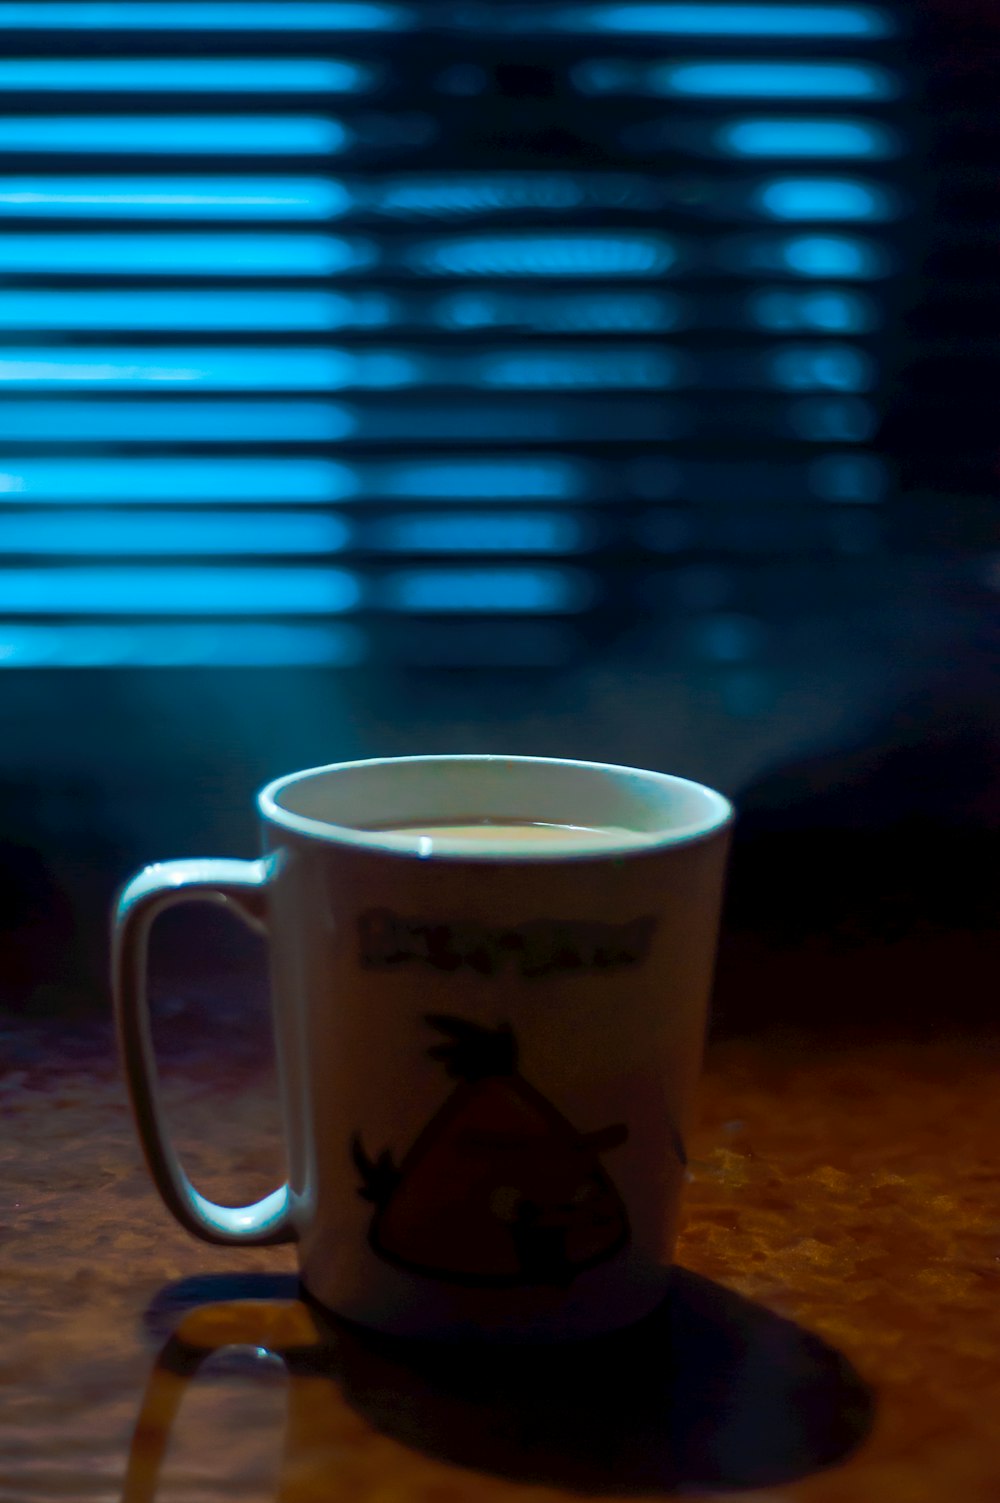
xmin=0 ymin=1 xmax=995 ymax=1052
xmin=142 ymin=1272 xmax=302 ymax=1346
xmin=140 ymin=1267 xmax=873 ymax=1496
xmin=716 ymin=665 xmax=1000 ymax=1037
xmin=5 ymin=655 xmax=998 ymax=1042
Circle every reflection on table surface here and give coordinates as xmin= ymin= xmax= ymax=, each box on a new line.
xmin=3 ymin=1021 xmax=1000 ymax=1500
xmin=123 ymin=1272 xmax=870 ymax=1500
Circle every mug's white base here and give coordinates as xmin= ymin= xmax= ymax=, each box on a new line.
xmin=300 ymin=1252 xmax=673 ymax=1344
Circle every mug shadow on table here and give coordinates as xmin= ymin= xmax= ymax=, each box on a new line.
xmin=132 ymin=1268 xmax=873 ymax=1497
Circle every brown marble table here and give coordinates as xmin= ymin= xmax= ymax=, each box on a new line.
xmin=2 ymin=1006 xmax=999 ymax=1502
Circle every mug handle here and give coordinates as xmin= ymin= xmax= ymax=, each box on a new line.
xmin=112 ymin=858 xmax=296 ymax=1246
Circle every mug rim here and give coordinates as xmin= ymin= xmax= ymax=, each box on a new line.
xmin=258 ymin=754 xmax=733 ymax=862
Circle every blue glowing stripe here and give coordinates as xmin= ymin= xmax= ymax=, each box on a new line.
xmin=376 ymin=176 xmax=574 ymax=216
xmin=757 ymin=178 xmax=894 ymax=220
xmin=0 ymin=59 xmax=371 ymax=91
xmin=566 ymin=5 xmax=890 ymax=35
xmin=0 ymin=291 xmax=391 ymax=330
xmin=0 ymin=566 xmax=361 ymax=614
xmin=722 ymin=119 xmax=898 ymax=158
xmin=0 ymin=458 xmax=357 ymax=500
xmin=373 ymin=513 xmax=583 ymax=553
xmin=0 ymin=511 xmax=350 ymax=555
xmin=0 ymin=178 xmax=352 ymax=220
xmin=0 ymin=401 xmax=356 ymax=441
xmin=769 ymin=343 xmax=874 ymax=391
xmin=376 ymin=459 xmax=580 ymax=499
xmin=810 ymin=452 xmax=887 ymax=501
xmin=725 ymin=232 xmax=887 ymax=277
xmin=749 ymin=288 xmax=876 ymax=332
xmin=0 ymin=3 xmax=406 ymax=28
xmin=787 ymin=395 xmax=875 ymax=441
xmin=0 ymin=235 xmax=374 ymax=274
xmin=436 ymin=289 xmax=683 ymax=333
xmin=479 ymin=348 xmax=677 ymax=389
xmin=0 ymin=118 xmax=345 ymax=155
xmin=382 ymin=567 xmax=589 ymax=612
xmin=654 ymin=61 xmax=896 ymax=97
xmin=353 ymin=400 xmax=678 ymax=444
xmin=372 ymin=174 xmax=660 ymax=217
xmin=411 ymin=233 xmax=676 ymax=278
xmin=572 ymin=60 xmax=640 ymax=93
xmin=0 ymin=622 xmax=366 ymax=666
xmin=0 ymin=349 xmax=396 ymax=389
xmin=782 ymin=234 xmax=886 ymax=277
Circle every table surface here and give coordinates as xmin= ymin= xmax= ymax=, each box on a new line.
xmin=3 ymin=1006 xmax=999 ymax=1503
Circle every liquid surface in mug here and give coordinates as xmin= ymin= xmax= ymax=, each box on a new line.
xmin=359 ymin=817 xmax=650 ymax=851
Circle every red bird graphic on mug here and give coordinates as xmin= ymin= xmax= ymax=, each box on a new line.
xmin=351 ymin=1015 xmax=643 ymax=1289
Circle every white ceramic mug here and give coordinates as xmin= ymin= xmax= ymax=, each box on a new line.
xmin=113 ymin=755 xmax=732 ymax=1342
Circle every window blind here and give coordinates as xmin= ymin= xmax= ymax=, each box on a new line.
xmin=0 ymin=2 xmax=908 ymax=667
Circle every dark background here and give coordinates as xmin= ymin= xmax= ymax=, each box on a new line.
xmin=0 ymin=0 xmax=996 ymax=1036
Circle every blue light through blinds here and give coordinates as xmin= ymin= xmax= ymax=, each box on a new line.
xmin=0 ymin=0 xmax=906 ymax=667
xmin=0 ymin=236 xmax=375 ymax=274
xmin=722 ymin=119 xmax=898 ymax=157
xmin=568 ymin=5 xmax=891 ymax=35
xmin=0 ymin=349 xmax=404 ymax=387
xmin=574 ymin=57 xmax=896 ymax=97
xmin=0 ymin=566 xmax=361 ymax=613
xmin=0 ymin=623 xmax=365 ymax=667
xmin=0 ymin=178 xmax=351 ymax=218
xmin=0 ymin=119 xmax=345 ymax=155
xmin=0 ymin=4 xmax=409 ymax=28
xmin=0 ymin=60 xmax=372 ymax=91
xmin=0 ymin=458 xmax=358 ymax=500
xmin=1 ymin=511 xmax=351 ymax=554
xmin=0 ymin=402 xmax=356 ymax=441
xmin=0 ymin=292 xmax=389 ymax=330
xmin=374 ymin=514 xmax=585 ymax=552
